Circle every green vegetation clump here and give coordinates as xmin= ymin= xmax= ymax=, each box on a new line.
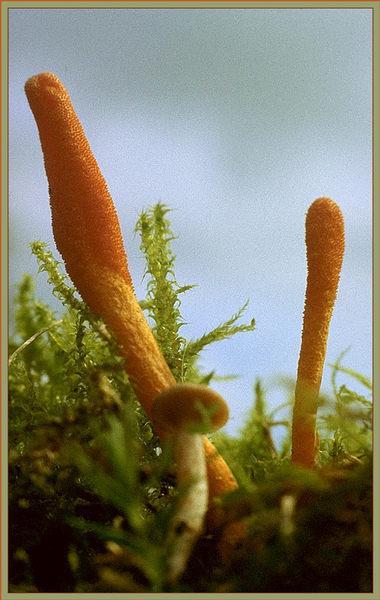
xmin=9 ymin=205 xmax=372 ymax=593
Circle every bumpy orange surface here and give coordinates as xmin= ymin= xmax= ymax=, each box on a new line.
xmin=292 ymin=198 xmax=345 ymax=468
xmin=25 ymin=72 xmax=237 ymax=513
xmin=24 ymin=73 xmax=132 ymax=288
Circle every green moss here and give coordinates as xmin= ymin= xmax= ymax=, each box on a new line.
xmin=9 ymin=205 xmax=372 ymax=593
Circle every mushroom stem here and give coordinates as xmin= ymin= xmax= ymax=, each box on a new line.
xmin=151 ymin=383 xmax=229 ymax=579
xmin=167 ymin=431 xmax=208 ymax=582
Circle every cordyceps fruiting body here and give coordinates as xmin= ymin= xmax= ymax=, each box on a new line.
xmin=218 ymin=198 xmax=345 ymax=562
xmin=292 ymin=197 xmax=345 ymax=468
xmin=24 ymin=72 xmax=173 ymax=412
xmin=24 ymin=73 xmax=131 ymax=288
xmin=24 ymin=72 xmax=237 ymax=519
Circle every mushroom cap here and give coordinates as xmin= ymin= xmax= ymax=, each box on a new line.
xmin=151 ymin=383 xmax=229 ymax=434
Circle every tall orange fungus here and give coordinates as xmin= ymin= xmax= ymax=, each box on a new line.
xmin=25 ymin=72 xmax=237 ymax=514
xmin=292 ymin=198 xmax=345 ymax=468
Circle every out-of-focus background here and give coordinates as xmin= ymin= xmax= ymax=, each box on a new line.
xmin=9 ymin=8 xmax=372 ymax=435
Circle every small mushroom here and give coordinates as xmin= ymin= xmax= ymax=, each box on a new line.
xmin=151 ymin=383 xmax=229 ymax=582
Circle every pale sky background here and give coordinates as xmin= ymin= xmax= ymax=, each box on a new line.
xmin=9 ymin=8 xmax=372 ymax=436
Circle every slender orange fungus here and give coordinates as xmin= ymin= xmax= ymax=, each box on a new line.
xmin=292 ymin=197 xmax=345 ymax=468
xmin=25 ymin=72 xmax=237 ymax=514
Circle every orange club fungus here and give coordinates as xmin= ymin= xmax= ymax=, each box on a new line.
xmin=218 ymin=198 xmax=345 ymax=561
xmin=292 ymin=198 xmax=345 ymax=468
xmin=24 ymin=72 xmax=237 ymax=525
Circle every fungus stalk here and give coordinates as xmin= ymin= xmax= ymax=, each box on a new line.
xmin=24 ymin=72 xmax=237 ymax=519
xmin=152 ymin=384 xmax=229 ymax=582
xmin=167 ymin=432 xmax=207 ymax=582
xmin=217 ymin=197 xmax=345 ymax=564
xmin=292 ymin=198 xmax=345 ymax=468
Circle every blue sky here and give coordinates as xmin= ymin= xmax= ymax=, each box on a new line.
xmin=9 ymin=8 xmax=372 ymax=435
